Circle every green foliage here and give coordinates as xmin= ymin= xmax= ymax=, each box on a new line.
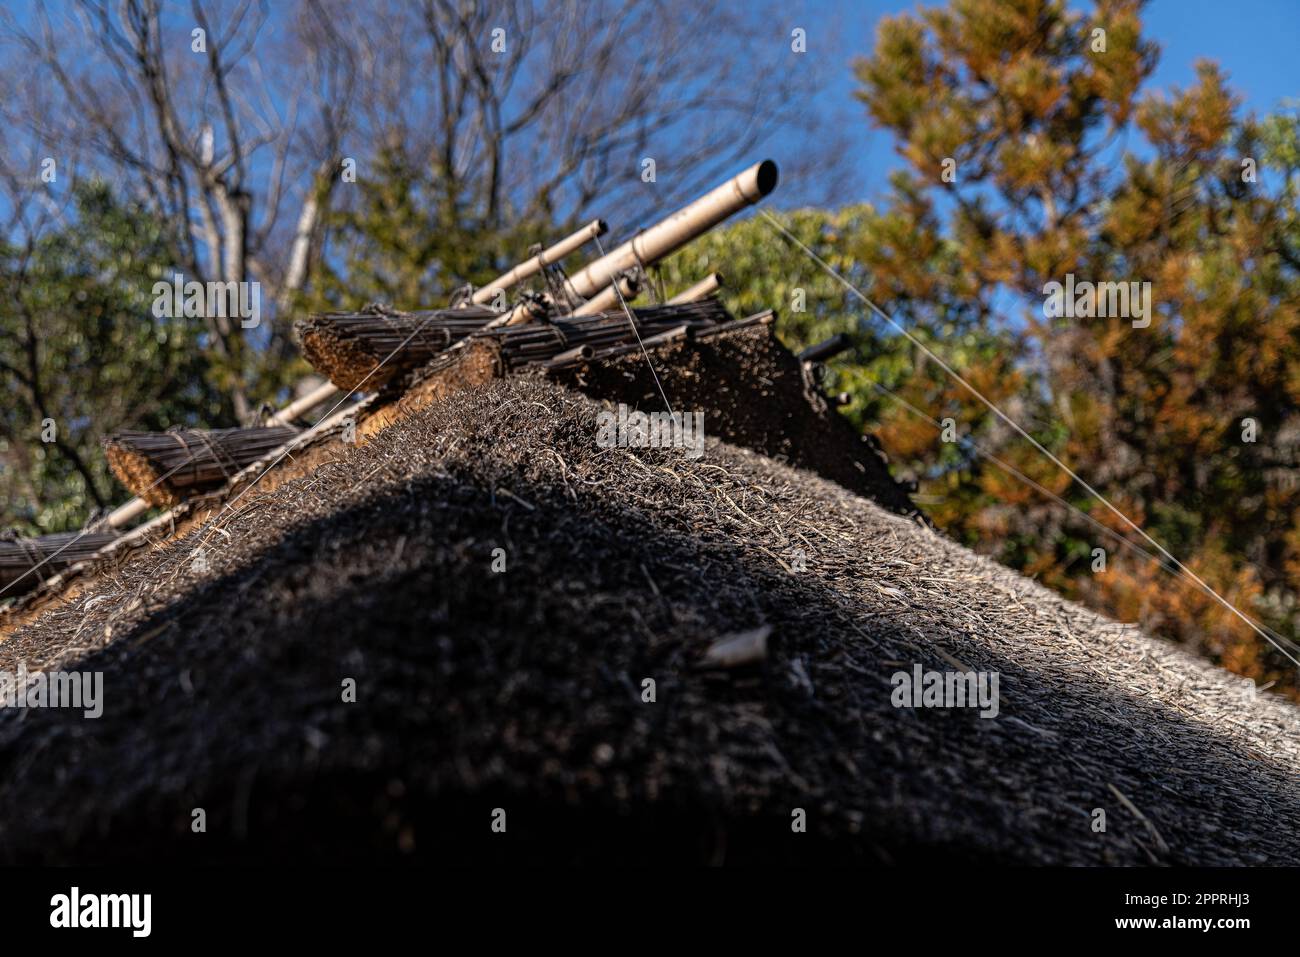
xmin=668 ymin=1 xmax=1300 ymax=697
xmin=658 ymin=200 xmax=1024 ymax=467
xmin=0 ymin=182 xmax=222 ymax=533
xmin=843 ymin=0 xmax=1300 ymax=692
xmin=304 ymin=144 xmax=559 ymax=312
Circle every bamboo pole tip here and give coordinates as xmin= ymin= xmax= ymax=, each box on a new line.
xmin=752 ymin=159 xmax=779 ymax=198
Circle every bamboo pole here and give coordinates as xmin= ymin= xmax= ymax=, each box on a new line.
xmin=265 ymin=381 xmax=341 ymax=427
xmin=798 ymin=333 xmax=852 ymax=364
xmin=562 ymin=161 xmax=775 ymax=303
xmin=667 ymin=272 xmax=724 ymax=304
xmin=568 ymin=275 xmax=641 ymax=318
xmin=470 ymin=219 xmax=607 ymax=305
xmin=105 ymin=497 xmax=150 ymax=529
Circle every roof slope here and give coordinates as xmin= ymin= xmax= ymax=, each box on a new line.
xmin=0 ymin=378 xmax=1296 ymax=864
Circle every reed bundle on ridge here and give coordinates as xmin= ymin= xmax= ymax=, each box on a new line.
xmin=105 ymin=426 xmax=299 ymax=507
xmin=482 ymin=298 xmax=731 ymax=370
xmin=296 ymin=305 xmax=500 ymax=391
xmin=0 ymin=531 xmax=120 ymax=595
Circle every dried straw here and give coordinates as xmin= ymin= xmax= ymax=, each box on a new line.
xmin=105 ymin=426 xmax=299 ymax=507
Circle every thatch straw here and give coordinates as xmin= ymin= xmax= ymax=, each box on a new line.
xmin=3 ymin=379 xmax=1298 ymax=866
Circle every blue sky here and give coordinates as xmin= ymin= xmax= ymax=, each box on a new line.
xmin=762 ymin=0 xmax=1300 ymax=207
xmin=3 ymin=1 xmax=1294 ymax=230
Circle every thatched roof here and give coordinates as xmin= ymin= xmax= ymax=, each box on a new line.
xmin=0 ymin=376 xmax=1296 ymax=864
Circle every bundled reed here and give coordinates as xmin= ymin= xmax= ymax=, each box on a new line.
xmin=298 ymin=299 xmax=731 ymax=392
xmin=485 ymin=298 xmax=730 ymax=370
xmin=538 ymin=306 xmax=773 ymax=370
xmin=105 ymin=426 xmax=298 ymax=507
xmin=0 ymin=531 xmax=119 ymax=595
xmin=296 ymin=306 xmax=500 ymax=391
